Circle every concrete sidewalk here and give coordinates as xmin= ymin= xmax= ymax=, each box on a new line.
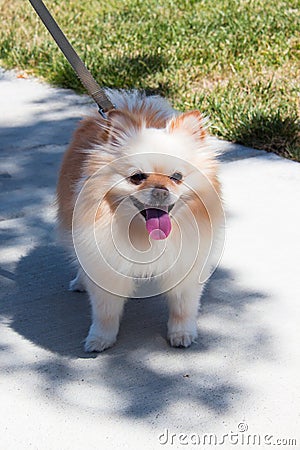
xmin=0 ymin=68 xmax=299 ymax=450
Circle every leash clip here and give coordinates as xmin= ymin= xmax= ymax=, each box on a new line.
xmin=98 ymin=104 xmax=116 ymax=120
xmin=98 ymin=107 xmax=108 ymax=120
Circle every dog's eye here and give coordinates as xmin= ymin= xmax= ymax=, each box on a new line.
xmin=129 ymin=172 xmax=148 ymax=185
xmin=170 ymin=172 xmax=183 ymax=183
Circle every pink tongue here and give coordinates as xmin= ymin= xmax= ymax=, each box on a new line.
xmin=145 ymin=208 xmax=171 ymax=240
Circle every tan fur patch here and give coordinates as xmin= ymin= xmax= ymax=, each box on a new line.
xmin=168 ymin=110 xmax=206 ymax=140
xmin=141 ymin=173 xmax=175 ymax=190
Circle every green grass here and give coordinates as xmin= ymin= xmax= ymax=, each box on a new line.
xmin=1 ymin=0 xmax=299 ymax=160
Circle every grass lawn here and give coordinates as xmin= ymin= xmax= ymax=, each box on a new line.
xmin=0 ymin=0 xmax=299 ymax=160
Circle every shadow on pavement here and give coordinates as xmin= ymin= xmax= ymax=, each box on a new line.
xmin=0 ymin=108 xmax=271 ymax=420
xmin=1 ymin=238 xmax=270 ymax=417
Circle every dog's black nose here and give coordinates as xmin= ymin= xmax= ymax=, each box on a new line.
xmin=152 ymin=186 xmax=169 ymax=202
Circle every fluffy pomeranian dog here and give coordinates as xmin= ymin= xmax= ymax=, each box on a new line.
xmin=56 ymin=90 xmax=223 ymax=352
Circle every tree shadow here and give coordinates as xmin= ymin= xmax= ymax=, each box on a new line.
xmin=0 ymin=88 xmax=93 ymax=152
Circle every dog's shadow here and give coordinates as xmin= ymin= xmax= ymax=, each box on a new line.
xmin=1 ymin=242 xmax=273 ymax=417
xmin=2 ymin=243 xmax=268 ymax=360
xmin=2 ymin=243 xmax=171 ymax=358
xmin=1 ymin=244 xmax=90 ymax=358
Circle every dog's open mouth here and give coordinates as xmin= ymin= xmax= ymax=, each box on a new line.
xmin=131 ymin=198 xmax=174 ymax=240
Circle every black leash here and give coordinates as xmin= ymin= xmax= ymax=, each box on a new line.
xmin=28 ymin=0 xmax=115 ymax=118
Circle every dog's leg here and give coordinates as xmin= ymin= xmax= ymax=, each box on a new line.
xmin=69 ymin=267 xmax=86 ymax=292
xmin=166 ymin=279 xmax=204 ymax=348
xmin=84 ymin=277 xmax=133 ymax=352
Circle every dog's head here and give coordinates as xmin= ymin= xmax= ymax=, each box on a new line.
xmin=83 ymin=109 xmax=220 ymax=241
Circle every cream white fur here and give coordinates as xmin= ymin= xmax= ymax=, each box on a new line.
xmin=57 ymin=91 xmax=223 ymax=352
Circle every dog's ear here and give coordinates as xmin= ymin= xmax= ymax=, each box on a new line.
xmin=167 ymin=111 xmax=206 ymax=140
xmin=107 ymin=110 xmax=143 ymax=148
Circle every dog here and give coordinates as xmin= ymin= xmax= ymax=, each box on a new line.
xmin=56 ymin=90 xmax=223 ymax=352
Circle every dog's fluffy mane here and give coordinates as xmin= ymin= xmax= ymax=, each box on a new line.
xmin=56 ymin=90 xmax=214 ymax=229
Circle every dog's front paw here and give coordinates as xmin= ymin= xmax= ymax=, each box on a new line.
xmin=167 ymin=316 xmax=198 ymax=348
xmin=168 ymin=331 xmax=197 ymax=348
xmin=84 ymin=330 xmax=116 ymax=353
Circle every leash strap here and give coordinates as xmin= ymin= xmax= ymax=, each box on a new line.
xmin=28 ymin=0 xmax=115 ymax=118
